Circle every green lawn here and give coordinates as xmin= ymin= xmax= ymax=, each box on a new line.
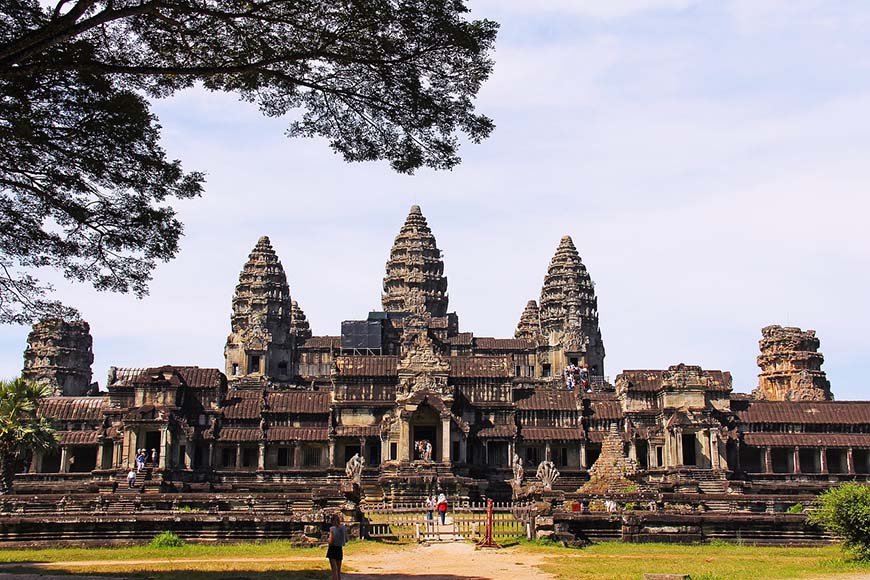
xmin=521 ymin=541 xmax=870 ymax=580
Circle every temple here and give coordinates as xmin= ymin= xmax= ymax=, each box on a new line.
xmin=10 ymin=205 xmax=869 ymax=544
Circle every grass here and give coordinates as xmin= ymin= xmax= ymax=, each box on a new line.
xmin=519 ymin=541 xmax=870 ymax=580
xmin=0 ymin=539 xmax=400 ymax=580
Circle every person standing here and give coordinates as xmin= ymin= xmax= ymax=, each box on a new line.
xmin=425 ymin=495 xmax=435 ymax=523
xmin=326 ymin=513 xmax=347 ymax=580
xmin=126 ymin=468 xmax=136 ymax=489
xmin=437 ymin=493 xmax=448 ymax=525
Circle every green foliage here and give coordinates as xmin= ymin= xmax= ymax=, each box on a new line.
xmin=0 ymin=0 xmax=497 ymax=322
xmin=787 ymin=502 xmax=804 ymax=514
xmin=0 ymin=378 xmax=55 ymax=494
xmin=149 ymin=531 xmax=185 ymax=548
xmin=808 ymin=482 xmax=870 ymax=559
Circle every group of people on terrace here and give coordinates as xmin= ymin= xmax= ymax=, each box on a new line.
xmin=414 ymin=440 xmax=433 ymax=462
xmin=564 ymin=363 xmax=590 ymax=392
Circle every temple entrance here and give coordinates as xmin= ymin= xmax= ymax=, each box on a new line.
xmin=409 ymin=404 xmax=439 ymax=461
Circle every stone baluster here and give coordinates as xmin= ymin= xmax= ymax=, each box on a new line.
xmin=820 ymin=447 xmax=828 ymax=474
xmin=847 ymin=447 xmax=855 ymax=474
xmin=793 ymin=447 xmax=801 ymax=474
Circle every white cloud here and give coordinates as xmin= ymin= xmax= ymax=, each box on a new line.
xmin=471 ymin=0 xmax=698 ymax=20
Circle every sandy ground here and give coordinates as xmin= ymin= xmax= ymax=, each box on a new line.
xmin=1 ymin=543 xmax=869 ymax=580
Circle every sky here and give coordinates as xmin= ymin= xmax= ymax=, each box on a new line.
xmin=2 ymin=0 xmax=869 ymax=398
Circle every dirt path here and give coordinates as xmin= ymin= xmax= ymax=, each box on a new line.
xmin=347 ymin=542 xmax=554 ymax=579
xmin=0 ymin=543 xmax=554 ymax=580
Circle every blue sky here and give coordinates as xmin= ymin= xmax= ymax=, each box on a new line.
xmin=2 ymin=0 xmax=868 ymax=398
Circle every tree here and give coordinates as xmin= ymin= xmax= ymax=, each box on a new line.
xmin=808 ymin=482 xmax=870 ymax=559
xmin=0 ymin=0 xmax=498 ymax=323
xmin=0 ymin=378 xmax=56 ymax=494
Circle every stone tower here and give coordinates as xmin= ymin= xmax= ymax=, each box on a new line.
xmin=538 ymin=236 xmax=605 ymax=375
xmin=224 ymin=236 xmax=294 ymax=382
xmin=22 ymin=318 xmax=94 ymax=396
xmin=290 ymin=299 xmax=312 ymax=341
xmin=515 ymin=300 xmax=543 ymax=343
xmin=754 ymin=325 xmax=832 ymax=401
xmin=382 ymin=205 xmax=448 ymax=317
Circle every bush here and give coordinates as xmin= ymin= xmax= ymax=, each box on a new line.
xmin=808 ymin=483 xmax=870 ymax=559
xmin=149 ymin=531 xmax=185 ymax=548
xmin=788 ymin=502 xmax=804 ymax=514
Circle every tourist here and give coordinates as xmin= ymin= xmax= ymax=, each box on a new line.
xmin=437 ymin=493 xmax=448 ymax=525
xmin=136 ymin=450 xmax=145 ymax=472
xmin=326 ymin=512 xmax=347 ymax=580
xmin=150 ymin=448 xmax=158 ymax=465
xmin=424 ymin=441 xmax=433 ymax=462
xmin=425 ymin=495 xmax=435 ymax=523
xmin=127 ymin=468 xmax=136 ymax=489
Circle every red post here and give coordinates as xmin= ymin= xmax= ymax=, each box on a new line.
xmin=477 ymin=498 xmax=501 ymax=549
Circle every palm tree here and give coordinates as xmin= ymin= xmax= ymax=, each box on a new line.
xmin=0 ymin=378 xmax=56 ymax=494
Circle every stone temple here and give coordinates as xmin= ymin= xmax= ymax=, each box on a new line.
xmin=10 ymin=205 xmax=870 ymax=544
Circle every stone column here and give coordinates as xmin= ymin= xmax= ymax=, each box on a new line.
xmin=328 ymin=439 xmax=336 ymax=467
xmin=235 ymin=444 xmax=242 ymax=470
xmin=675 ymin=429 xmax=683 ymax=466
xmin=545 ymin=442 xmax=552 ymax=462
xmin=399 ymin=419 xmax=410 ymax=462
xmin=258 ymin=442 xmax=266 ymax=470
xmin=441 ymin=418 xmax=451 ymax=464
xmin=59 ymin=446 xmax=69 ymax=473
xmin=793 ymin=447 xmax=801 ymax=474
xmin=208 ymin=442 xmax=215 ymax=469
xmin=580 ymin=442 xmax=587 ymax=469
xmin=709 ymin=430 xmax=718 ymax=470
xmin=820 ymin=448 xmax=828 ymax=474
xmin=847 ymin=447 xmax=855 ymax=474
xmin=100 ymin=442 xmax=112 ymax=470
xmin=114 ymin=440 xmax=123 ymax=469
xmin=381 ymin=439 xmax=391 ymax=463
xmin=764 ymin=447 xmax=773 ymax=473
xmin=29 ymin=451 xmax=41 ymax=473
xmin=359 ymin=437 xmax=367 ymax=464
xmin=159 ymin=428 xmax=169 ymax=470
xmin=293 ymin=444 xmax=302 ymax=468
xmin=184 ymin=442 xmax=193 ymax=469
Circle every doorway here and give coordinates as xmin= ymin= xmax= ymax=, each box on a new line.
xmin=413 ymin=425 xmax=437 ymax=460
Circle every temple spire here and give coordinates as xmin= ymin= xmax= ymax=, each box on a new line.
xmin=224 ymin=235 xmax=294 ymax=381
xmin=382 ymin=205 xmax=448 ymax=316
xmin=538 ymin=235 xmax=605 ymax=373
xmin=290 ymin=299 xmax=312 ymax=341
xmin=515 ymin=300 xmax=543 ymax=343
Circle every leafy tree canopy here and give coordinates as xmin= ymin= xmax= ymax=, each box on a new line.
xmin=809 ymin=482 xmax=870 ymax=559
xmin=0 ymin=0 xmax=498 ymax=323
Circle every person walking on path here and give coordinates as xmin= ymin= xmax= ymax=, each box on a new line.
xmin=126 ymin=468 xmax=136 ymax=489
xmin=437 ymin=493 xmax=448 ymax=525
xmin=326 ymin=513 xmax=348 ymax=580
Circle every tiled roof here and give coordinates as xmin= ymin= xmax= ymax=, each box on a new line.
xmin=335 ymin=425 xmax=381 ymax=437
xmin=301 ymin=336 xmax=341 ymax=349
xmin=618 ymin=369 xmax=731 ymax=392
xmin=112 ymin=366 xmax=224 ymax=388
xmin=39 ymin=397 xmax=106 ymax=421
xmin=56 ymin=430 xmax=101 ymax=446
xmin=742 ymin=432 xmax=870 ymax=448
xmin=446 ymin=332 xmax=473 ymax=346
xmin=516 ymin=389 xmax=579 ymax=411
xmin=335 ymin=356 xmax=398 ymax=377
xmin=266 ymin=427 xmax=329 ymax=442
xmin=476 ymin=424 xmax=517 ymax=438
xmin=474 ymin=337 xmax=536 ymax=351
xmin=521 ymin=427 xmax=584 ymax=441
xmin=588 ymin=398 xmax=623 ymax=420
xmin=735 ymin=401 xmax=870 ymax=425
xmin=267 ymin=391 xmax=331 ymax=414
xmin=218 ymin=427 xmax=262 ymax=442
xmin=449 ymin=356 xmax=511 ymax=378
xmin=222 ymin=390 xmax=263 ymax=419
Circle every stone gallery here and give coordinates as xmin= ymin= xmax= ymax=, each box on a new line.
xmin=10 ymin=205 xmax=869 ymax=544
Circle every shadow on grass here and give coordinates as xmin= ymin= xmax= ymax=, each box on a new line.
xmin=0 ymin=565 xmax=497 ymax=580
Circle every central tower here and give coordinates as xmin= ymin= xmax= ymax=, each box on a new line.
xmin=382 ymin=205 xmax=448 ymax=317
